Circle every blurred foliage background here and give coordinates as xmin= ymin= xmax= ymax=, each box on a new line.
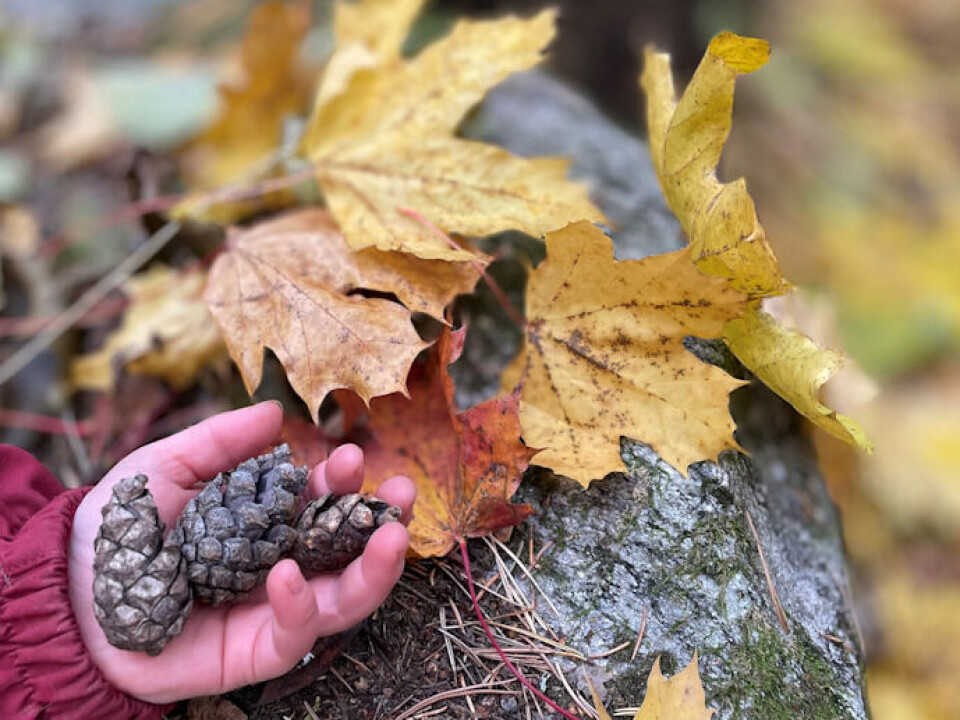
xmin=2 ymin=0 xmax=958 ymax=717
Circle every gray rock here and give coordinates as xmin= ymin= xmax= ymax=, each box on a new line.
xmin=461 ymin=72 xmax=868 ymax=719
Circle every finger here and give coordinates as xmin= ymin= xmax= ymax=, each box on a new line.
xmin=313 ymin=523 xmax=408 ymax=635
xmin=308 ymin=443 xmax=364 ymax=498
xmin=252 ymin=560 xmax=322 ymax=679
xmin=372 ymin=475 xmax=416 ymax=525
xmin=111 ymin=401 xmax=284 ymax=490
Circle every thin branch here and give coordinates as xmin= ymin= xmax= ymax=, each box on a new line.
xmin=0 ymin=408 xmax=97 ymax=436
xmin=0 ymin=220 xmax=182 ymax=387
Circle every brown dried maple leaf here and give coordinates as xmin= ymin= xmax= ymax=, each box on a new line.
xmin=203 ymin=208 xmax=482 ymax=418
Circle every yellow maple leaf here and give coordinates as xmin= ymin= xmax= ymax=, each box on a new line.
xmin=312 ymin=0 xmax=425 ymax=113
xmin=71 ymin=265 xmax=226 ymax=391
xmin=334 ymin=0 xmax=425 ymax=61
xmin=176 ymin=0 xmax=312 ymax=222
xmin=301 ymin=9 xmax=606 ymax=261
xmin=588 ymin=653 xmax=715 ymax=720
xmin=203 ymin=209 xmax=482 ymax=418
xmin=505 ymin=221 xmax=748 ymax=484
xmin=723 ymin=303 xmax=872 ymax=449
xmin=642 ymin=32 xmax=783 ymax=297
xmin=641 ymin=33 xmax=871 ymax=451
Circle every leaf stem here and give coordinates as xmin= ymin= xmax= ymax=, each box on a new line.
xmin=397 ymin=207 xmax=527 ymax=330
xmin=458 ymin=538 xmax=582 ymax=720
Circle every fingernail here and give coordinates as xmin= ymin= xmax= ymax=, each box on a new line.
xmin=286 ymin=570 xmax=305 ymax=595
xmin=266 ymin=399 xmax=284 ymax=411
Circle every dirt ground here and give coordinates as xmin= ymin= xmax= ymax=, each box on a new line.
xmin=168 ymin=542 xmax=584 ymax=720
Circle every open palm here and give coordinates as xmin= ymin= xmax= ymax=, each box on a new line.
xmin=67 ymin=402 xmax=415 ymax=705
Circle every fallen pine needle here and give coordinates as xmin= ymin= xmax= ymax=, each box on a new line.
xmin=745 ymin=510 xmax=789 ymax=633
xmin=460 ymin=539 xmax=582 ymax=720
xmin=630 ymin=606 xmax=648 ymax=661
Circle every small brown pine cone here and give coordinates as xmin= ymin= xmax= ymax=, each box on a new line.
xmin=292 ymin=493 xmax=402 ymax=573
xmin=177 ymin=444 xmax=308 ymax=605
xmin=92 ymin=475 xmax=192 ymax=656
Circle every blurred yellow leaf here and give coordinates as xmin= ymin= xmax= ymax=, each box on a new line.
xmin=302 ymin=10 xmax=605 ymax=261
xmin=821 ymin=206 xmax=960 ymax=378
xmin=856 ymin=364 xmax=960 ymax=535
xmin=72 ymin=265 xmax=226 ymax=391
xmin=642 ymin=32 xmax=783 ymax=297
xmin=872 ymin=573 xmax=960 ymax=718
xmin=724 ymin=303 xmax=872 ymax=450
xmin=176 ymin=0 xmax=312 ymax=222
xmin=589 ymin=654 xmax=715 ymax=720
xmin=867 ymin=668 xmax=953 ymax=720
xmin=334 ymin=0 xmax=425 ymax=60
xmin=505 ymin=221 xmax=747 ymax=484
xmin=0 ymin=206 xmax=40 ymax=259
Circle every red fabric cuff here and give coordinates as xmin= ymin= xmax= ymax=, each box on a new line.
xmin=0 ymin=444 xmax=69 ymax=540
xmin=0 ymin=487 xmax=173 ymax=720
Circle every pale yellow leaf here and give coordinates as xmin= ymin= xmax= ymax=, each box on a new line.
xmin=585 ymin=674 xmax=614 ymax=720
xmin=303 ymin=10 xmax=605 ymax=261
xmin=71 ymin=265 xmax=226 ymax=391
xmin=634 ymin=654 xmax=715 ymax=720
xmin=506 ymin=221 xmax=748 ymax=484
xmin=588 ymin=654 xmax=715 ymax=720
xmin=311 ymin=0 xmax=426 ymax=115
xmin=644 ymin=34 xmax=870 ymax=452
xmin=334 ymin=0 xmax=426 ymax=61
xmin=723 ymin=303 xmax=872 ymax=450
xmin=318 ymin=138 xmax=590 ymax=261
xmin=38 ymin=69 xmax=119 ymax=170
xmin=641 ymin=33 xmax=783 ymax=296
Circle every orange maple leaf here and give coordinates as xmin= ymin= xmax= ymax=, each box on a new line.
xmin=356 ymin=328 xmax=536 ymax=557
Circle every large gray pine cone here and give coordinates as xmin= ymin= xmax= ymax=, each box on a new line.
xmin=293 ymin=493 xmax=402 ymax=573
xmin=92 ymin=474 xmax=192 ymax=656
xmin=178 ymin=445 xmax=309 ymax=606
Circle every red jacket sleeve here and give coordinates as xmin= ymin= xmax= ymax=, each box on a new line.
xmin=0 ymin=445 xmax=69 ymax=541
xmin=0 ymin=446 xmax=172 ymax=720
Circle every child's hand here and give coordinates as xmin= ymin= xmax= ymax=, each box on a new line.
xmin=67 ymin=401 xmax=415 ymax=705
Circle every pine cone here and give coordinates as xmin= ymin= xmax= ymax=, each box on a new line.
xmin=92 ymin=474 xmax=192 ymax=656
xmin=292 ymin=493 xmax=402 ymax=573
xmin=177 ymin=444 xmax=309 ymax=605
xmin=93 ymin=444 xmax=403 ymax=655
